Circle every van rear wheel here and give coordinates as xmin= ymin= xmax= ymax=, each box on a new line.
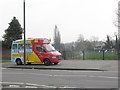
xmin=44 ymin=59 xmax=51 ymax=66
xmin=16 ymin=59 xmax=22 ymax=65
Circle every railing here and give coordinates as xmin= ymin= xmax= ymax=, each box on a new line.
xmin=61 ymin=50 xmax=118 ymax=60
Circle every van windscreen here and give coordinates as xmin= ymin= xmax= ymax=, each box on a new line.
xmin=43 ymin=44 xmax=55 ymax=51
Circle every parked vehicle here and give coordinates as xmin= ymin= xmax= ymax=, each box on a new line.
xmin=11 ymin=38 xmax=62 ymax=65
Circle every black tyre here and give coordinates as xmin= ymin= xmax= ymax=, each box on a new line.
xmin=16 ymin=59 xmax=22 ymax=65
xmin=54 ymin=62 xmax=58 ymax=65
xmin=27 ymin=62 xmax=31 ymax=65
xmin=44 ymin=59 xmax=51 ymax=66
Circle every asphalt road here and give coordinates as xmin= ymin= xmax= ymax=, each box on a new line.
xmin=1 ymin=68 xmax=118 ymax=88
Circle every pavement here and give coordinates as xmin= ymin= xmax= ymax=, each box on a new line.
xmin=2 ymin=60 xmax=118 ymax=71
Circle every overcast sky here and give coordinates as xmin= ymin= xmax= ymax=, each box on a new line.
xmin=0 ymin=0 xmax=119 ymax=43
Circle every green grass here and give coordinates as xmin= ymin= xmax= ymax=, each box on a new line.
xmin=0 ymin=60 xmax=11 ymax=63
xmin=84 ymin=52 xmax=118 ymax=60
xmin=104 ymin=52 xmax=118 ymax=60
xmin=85 ymin=52 xmax=102 ymax=60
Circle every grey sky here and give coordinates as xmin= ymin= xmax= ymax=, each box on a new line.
xmin=0 ymin=0 xmax=119 ymax=43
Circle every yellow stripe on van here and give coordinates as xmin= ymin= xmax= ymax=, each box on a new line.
xmin=27 ymin=52 xmax=41 ymax=63
xmin=11 ymin=52 xmax=42 ymax=63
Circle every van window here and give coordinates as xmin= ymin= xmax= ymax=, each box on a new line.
xmin=12 ymin=44 xmax=18 ymax=53
xmin=26 ymin=44 xmax=32 ymax=53
xmin=18 ymin=44 xmax=32 ymax=53
xmin=13 ymin=44 xmax=17 ymax=49
xmin=36 ymin=45 xmax=44 ymax=52
xmin=18 ymin=44 xmax=24 ymax=53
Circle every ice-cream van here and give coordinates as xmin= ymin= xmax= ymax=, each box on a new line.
xmin=11 ymin=38 xmax=62 ymax=65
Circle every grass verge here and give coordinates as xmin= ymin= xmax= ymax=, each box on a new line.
xmin=0 ymin=60 xmax=11 ymax=63
xmin=84 ymin=52 xmax=118 ymax=60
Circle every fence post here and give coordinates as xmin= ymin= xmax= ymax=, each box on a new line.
xmin=63 ymin=50 xmax=66 ymax=60
xmin=102 ymin=50 xmax=105 ymax=60
xmin=83 ymin=51 xmax=85 ymax=60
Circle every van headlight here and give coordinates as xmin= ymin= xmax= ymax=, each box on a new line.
xmin=52 ymin=56 xmax=57 ymax=59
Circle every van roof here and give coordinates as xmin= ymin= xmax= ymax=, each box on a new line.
xmin=12 ymin=38 xmax=51 ymax=44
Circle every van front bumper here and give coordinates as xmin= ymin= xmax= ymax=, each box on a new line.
xmin=52 ymin=58 xmax=62 ymax=63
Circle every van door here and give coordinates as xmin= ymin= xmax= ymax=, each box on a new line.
xmin=34 ymin=44 xmax=48 ymax=63
xmin=25 ymin=44 xmax=34 ymax=63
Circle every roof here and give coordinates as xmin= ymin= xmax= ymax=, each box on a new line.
xmin=12 ymin=38 xmax=51 ymax=44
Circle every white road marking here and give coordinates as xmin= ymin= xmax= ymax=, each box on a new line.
xmin=28 ymin=72 xmax=118 ymax=79
xmin=93 ymin=76 xmax=118 ymax=79
xmin=42 ymin=85 xmax=56 ymax=88
xmin=1 ymin=82 xmax=57 ymax=88
xmin=1 ymin=82 xmax=24 ymax=85
xmin=1 ymin=68 xmax=7 ymax=70
xmin=25 ymin=86 xmax=38 ymax=88
xmin=68 ymin=70 xmax=104 ymax=73
xmin=9 ymin=85 xmax=20 ymax=88
xmin=26 ymin=83 xmax=46 ymax=87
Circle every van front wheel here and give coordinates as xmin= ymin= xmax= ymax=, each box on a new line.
xmin=54 ymin=62 xmax=58 ymax=65
xmin=44 ymin=59 xmax=51 ymax=66
xmin=27 ymin=62 xmax=31 ymax=65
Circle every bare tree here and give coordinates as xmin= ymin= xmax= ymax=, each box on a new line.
xmin=113 ymin=2 xmax=120 ymax=60
xmin=53 ymin=25 xmax=61 ymax=51
xmin=76 ymin=34 xmax=94 ymax=51
xmin=118 ymin=2 xmax=120 ymax=39
xmin=90 ymin=36 xmax=99 ymax=42
xmin=77 ymin=34 xmax=84 ymax=42
xmin=117 ymin=2 xmax=120 ymax=60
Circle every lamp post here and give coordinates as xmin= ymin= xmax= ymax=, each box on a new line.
xmin=23 ymin=0 xmax=26 ymax=65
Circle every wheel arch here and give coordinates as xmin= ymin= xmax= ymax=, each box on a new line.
xmin=15 ymin=57 xmax=23 ymax=63
xmin=15 ymin=58 xmax=22 ymax=62
xmin=43 ymin=58 xmax=51 ymax=63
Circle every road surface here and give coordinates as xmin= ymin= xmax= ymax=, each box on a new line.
xmin=1 ymin=68 xmax=118 ymax=88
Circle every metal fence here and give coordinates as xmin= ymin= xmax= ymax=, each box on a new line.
xmin=61 ymin=50 xmax=118 ymax=60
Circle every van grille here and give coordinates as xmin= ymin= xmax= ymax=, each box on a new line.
xmin=56 ymin=56 xmax=62 ymax=58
